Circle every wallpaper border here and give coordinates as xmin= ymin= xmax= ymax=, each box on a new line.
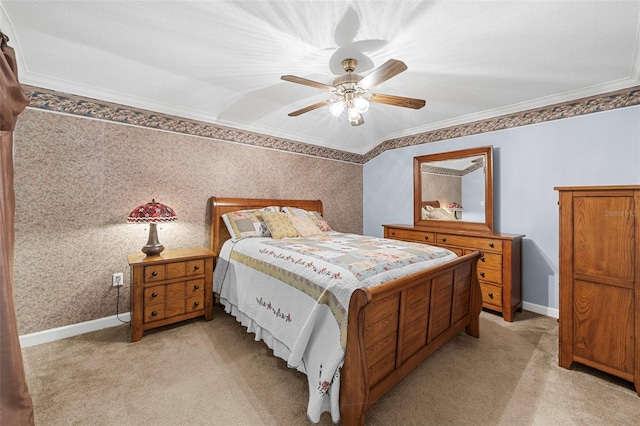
xmin=23 ymin=84 xmax=640 ymax=164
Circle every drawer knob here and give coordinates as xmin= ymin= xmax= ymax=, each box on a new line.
xmin=194 ymin=265 xmax=200 ymax=270
xmin=392 ymin=232 xmax=396 ymax=236
xmin=480 ymin=257 xmax=485 ymax=262
xmin=151 ymin=292 xmax=158 ymax=298
xmin=489 ymin=243 xmax=494 ymax=248
xmin=151 ymin=310 xmax=157 ymax=316
xmin=441 ymin=237 xmax=446 ymax=242
xmin=193 ymin=301 xmax=200 ymax=307
xmin=151 ymin=271 xmax=158 ymax=277
xmin=480 ymin=272 xmax=485 ymax=277
xmin=424 ymin=236 xmax=429 ymax=241
xmin=488 ymin=292 xmax=494 ymax=299
xmin=193 ymin=284 xmax=200 ymax=290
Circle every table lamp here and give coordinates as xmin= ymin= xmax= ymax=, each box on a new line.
xmin=127 ymin=199 xmax=177 ymax=256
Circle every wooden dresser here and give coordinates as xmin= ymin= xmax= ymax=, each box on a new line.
xmin=556 ymin=185 xmax=640 ymax=394
xmin=128 ymin=247 xmax=215 ymax=342
xmin=384 ymin=224 xmax=524 ymax=321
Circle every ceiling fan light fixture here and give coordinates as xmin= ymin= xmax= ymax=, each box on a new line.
xmin=347 ymin=106 xmax=361 ymax=123
xmin=354 ymin=96 xmax=369 ymax=113
xmin=330 ymin=99 xmax=345 ymax=117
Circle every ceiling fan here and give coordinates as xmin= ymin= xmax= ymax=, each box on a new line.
xmin=281 ymin=58 xmax=426 ymax=126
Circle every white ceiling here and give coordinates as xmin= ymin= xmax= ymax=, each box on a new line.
xmin=2 ymin=1 xmax=639 ymax=155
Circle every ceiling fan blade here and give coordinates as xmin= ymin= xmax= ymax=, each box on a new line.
xmin=281 ymin=75 xmax=334 ymax=91
xmin=358 ymin=59 xmax=408 ymax=89
xmin=287 ymin=100 xmax=332 ymax=116
xmin=370 ymin=93 xmax=426 ymax=109
xmin=351 ymin=115 xmax=364 ymax=126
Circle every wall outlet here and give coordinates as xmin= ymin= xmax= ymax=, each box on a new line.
xmin=112 ymin=272 xmax=124 ymax=287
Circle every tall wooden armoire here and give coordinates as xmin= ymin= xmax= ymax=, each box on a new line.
xmin=555 ymin=185 xmax=640 ymax=395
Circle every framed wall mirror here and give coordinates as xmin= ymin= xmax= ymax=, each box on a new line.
xmin=414 ymin=146 xmax=494 ymax=233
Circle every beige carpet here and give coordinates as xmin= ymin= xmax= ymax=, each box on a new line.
xmin=22 ymin=307 xmax=640 ymax=425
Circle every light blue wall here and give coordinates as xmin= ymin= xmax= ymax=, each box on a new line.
xmin=364 ymin=105 xmax=640 ymax=315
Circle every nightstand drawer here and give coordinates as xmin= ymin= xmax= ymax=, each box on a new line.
xmin=144 ymin=285 xmax=165 ymax=305
xmin=187 ymin=295 xmax=204 ymax=312
xmin=166 ymin=299 xmax=187 ymax=317
xmin=144 ymin=265 xmax=166 ymax=282
xmin=144 ymin=305 xmax=165 ymax=322
xmin=166 ymin=281 xmax=186 ymax=300
xmin=187 ymin=279 xmax=205 ymax=295
xmin=186 ymin=260 xmax=205 ymax=276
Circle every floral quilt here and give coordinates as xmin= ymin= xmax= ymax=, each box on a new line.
xmin=214 ymin=231 xmax=456 ymax=423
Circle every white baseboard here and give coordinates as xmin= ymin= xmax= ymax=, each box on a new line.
xmin=523 ymin=301 xmax=559 ymax=319
xmin=18 ymin=301 xmax=558 ymax=348
xmin=19 ymin=312 xmax=130 ymax=348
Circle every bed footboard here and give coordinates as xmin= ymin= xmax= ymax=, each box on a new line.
xmin=340 ymin=251 xmax=482 ymax=426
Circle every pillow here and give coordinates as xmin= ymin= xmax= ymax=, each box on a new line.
xmin=289 ymin=215 xmax=322 ymax=237
xmin=262 ymin=211 xmax=299 ymax=239
xmin=222 ymin=206 xmax=279 ymax=240
xmin=423 ymin=206 xmax=456 ymax=221
xmin=282 ymin=207 xmax=333 ymax=232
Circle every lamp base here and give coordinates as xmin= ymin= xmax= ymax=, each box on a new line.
xmin=142 ymin=223 xmax=164 ymax=256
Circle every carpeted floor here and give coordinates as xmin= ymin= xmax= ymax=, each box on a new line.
xmin=22 ymin=307 xmax=640 ymax=425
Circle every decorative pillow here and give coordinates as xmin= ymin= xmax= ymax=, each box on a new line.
xmin=282 ymin=207 xmax=333 ymax=232
xmin=222 ymin=206 xmax=279 ymax=240
xmin=289 ymin=215 xmax=322 ymax=237
xmin=262 ymin=211 xmax=299 ymax=239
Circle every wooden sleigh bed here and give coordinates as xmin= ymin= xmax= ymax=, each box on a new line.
xmin=210 ymin=197 xmax=482 ymax=426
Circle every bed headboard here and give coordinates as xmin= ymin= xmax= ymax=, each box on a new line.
xmin=209 ymin=197 xmax=323 ymax=255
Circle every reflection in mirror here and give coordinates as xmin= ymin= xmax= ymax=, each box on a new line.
xmin=414 ymin=146 xmax=493 ymax=233
xmin=420 ymin=155 xmax=485 ymax=222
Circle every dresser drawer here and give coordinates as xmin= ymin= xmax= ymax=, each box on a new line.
xmin=481 ymin=282 xmax=503 ymax=309
xmin=477 ymin=252 xmax=502 ymax=271
xmin=435 ymin=234 xmax=503 ymax=252
xmin=386 ymin=228 xmax=435 ymax=244
xmin=165 ymin=281 xmax=186 ymax=301
xmin=478 ymin=267 xmax=502 ymax=284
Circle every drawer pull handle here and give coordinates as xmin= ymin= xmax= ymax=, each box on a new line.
xmin=151 ymin=310 xmax=157 ymax=316
xmin=193 ymin=301 xmax=200 ymax=307
xmin=151 ymin=292 xmax=158 ymax=298
xmin=193 ymin=284 xmax=200 ymax=290
xmin=424 ymin=236 xmax=429 ymax=241
xmin=194 ymin=265 xmax=200 ymax=270
xmin=488 ymin=292 xmax=494 ymax=299
xmin=151 ymin=271 xmax=158 ymax=277
xmin=489 ymin=243 xmax=494 ymax=248
xmin=480 ymin=257 xmax=485 ymax=262
xmin=480 ymin=272 xmax=485 ymax=277
xmin=441 ymin=238 xmax=446 ymax=242
xmin=392 ymin=232 xmax=396 ymax=236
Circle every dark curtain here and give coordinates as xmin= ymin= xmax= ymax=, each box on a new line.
xmin=0 ymin=32 xmax=34 ymax=425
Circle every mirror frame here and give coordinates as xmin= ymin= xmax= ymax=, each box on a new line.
xmin=414 ymin=145 xmax=494 ymax=233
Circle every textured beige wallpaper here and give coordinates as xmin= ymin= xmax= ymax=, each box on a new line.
xmin=13 ymin=109 xmax=363 ymax=334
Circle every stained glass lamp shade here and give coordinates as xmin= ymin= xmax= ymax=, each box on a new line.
xmin=127 ymin=199 xmax=177 ymax=256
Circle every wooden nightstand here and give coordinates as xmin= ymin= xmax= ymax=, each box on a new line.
xmin=128 ymin=247 xmax=215 ymax=342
